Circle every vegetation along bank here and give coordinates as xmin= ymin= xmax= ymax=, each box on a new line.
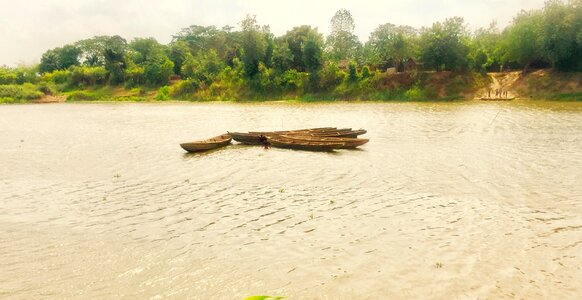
xmin=1 ymin=0 xmax=581 ymax=104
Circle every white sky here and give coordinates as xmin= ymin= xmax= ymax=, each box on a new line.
xmin=0 ymin=0 xmax=546 ymax=66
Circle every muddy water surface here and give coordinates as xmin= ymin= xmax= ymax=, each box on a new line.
xmin=0 ymin=101 xmax=581 ymax=299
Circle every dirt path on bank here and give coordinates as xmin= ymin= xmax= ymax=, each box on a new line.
xmin=476 ymin=72 xmax=521 ymax=100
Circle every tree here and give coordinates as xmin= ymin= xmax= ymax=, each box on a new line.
xmin=472 ymin=21 xmax=503 ymax=71
xmin=38 ymin=44 xmax=82 ymax=73
xmin=302 ymin=30 xmax=324 ymax=73
xmin=172 ymin=25 xmax=240 ymax=65
xmin=271 ymin=41 xmax=294 ymax=73
xmin=367 ymin=24 xmax=418 ymax=71
xmin=540 ymin=0 xmax=582 ymax=71
xmin=420 ymin=17 xmax=471 ymax=72
xmin=326 ymin=9 xmax=362 ymax=62
xmin=280 ymin=25 xmax=323 ymax=71
xmin=103 ymin=35 xmax=128 ymax=84
xmin=501 ymin=10 xmax=545 ymax=73
xmin=167 ymin=40 xmax=192 ymax=76
xmin=239 ymin=15 xmax=268 ymax=77
xmin=182 ymin=50 xmax=224 ymax=85
xmin=129 ymin=38 xmax=173 ymax=85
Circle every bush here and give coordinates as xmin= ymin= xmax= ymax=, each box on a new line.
xmin=0 ymin=67 xmax=17 ymax=85
xmin=155 ymin=86 xmax=170 ymax=100
xmin=66 ymin=90 xmax=101 ymax=101
xmin=319 ymin=63 xmax=345 ymax=92
xmin=0 ymin=84 xmax=44 ymax=100
xmin=403 ymin=87 xmax=427 ymax=100
xmin=170 ymin=79 xmax=200 ymax=98
xmin=0 ymin=97 xmax=16 ymax=104
xmin=69 ymin=66 xmax=108 ymax=86
xmin=41 ymin=70 xmax=70 ymax=85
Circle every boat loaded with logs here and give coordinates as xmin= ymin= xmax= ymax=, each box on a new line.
xmin=180 ymin=127 xmax=369 ymax=152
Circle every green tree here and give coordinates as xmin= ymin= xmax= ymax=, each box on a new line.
xmin=182 ymin=50 xmax=224 ymax=85
xmin=367 ymin=24 xmax=418 ymax=71
xmin=472 ymin=21 xmax=503 ymax=72
xmin=38 ymin=44 xmax=82 ymax=73
xmin=167 ymin=40 xmax=192 ymax=76
xmin=420 ymin=17 xmax=471 ymax=72
xmin=326 ymin=9 xmax=362 ymax=62
xmin=103 ymin=36 xmax=128 ymax=84
xmin=240 ymin=15 xmax=267 ymax=77
xmin=271 ymin=41 xmax=294 ymax=73
xmin=280 ymin=25 xmax=322 ymax=71
xmin=129 ymin=38 xmax=173 ymax=85
xmin=500 ymin=10 xmax=545 ymax=73
xmin=540 ymin=0 xmax=582 ymax=71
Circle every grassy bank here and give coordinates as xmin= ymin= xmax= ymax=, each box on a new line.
xmin=3 ymin=70 xmax=582 ymax=103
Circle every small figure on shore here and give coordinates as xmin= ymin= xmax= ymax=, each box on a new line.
xmin=488 ymin=89 xmax=491 ymax=98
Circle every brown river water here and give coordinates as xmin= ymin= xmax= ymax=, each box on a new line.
xmin=0 ymin=101 xmax=581 ymax=299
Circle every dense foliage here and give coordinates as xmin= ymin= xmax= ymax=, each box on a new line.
xmin=1 ymin=1 xmax=581 ymax=102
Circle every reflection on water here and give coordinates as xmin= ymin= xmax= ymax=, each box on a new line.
xmin=1 ymin=101 xmax=581 ymax=299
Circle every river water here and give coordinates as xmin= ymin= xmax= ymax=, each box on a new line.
xmin=0 ymin=101 xmax=581 ymax=299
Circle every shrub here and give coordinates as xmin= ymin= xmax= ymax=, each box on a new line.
xmin=403 ymin=86 xmax=427 ymax=100
xmin=0 ymin=84 xmax=44 ymax=100
xmin=41 ymin=70 xmax=70 ymax=85
xmin=66 ymin=90 xmax=101 ymax=101
xmin=0 ymin=67 xmax=17 ymax=84
xmin=170 ymin=79 xmax=200 ymax=98
xmin=69 ymin=66 xmax=108 ymax=86
xmin=155 ymin=86 xmax=170 ymax=100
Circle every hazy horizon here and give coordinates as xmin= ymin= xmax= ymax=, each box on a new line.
xmin=1 ymin=0 xmax=546 ymax=66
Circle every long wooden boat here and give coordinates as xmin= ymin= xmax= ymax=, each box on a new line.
xmin=231 ymin=128 xmax=367 ymax=144
xmin=308 ymin=129 xmax=367 ymax=138
xmin=279 ymin=135 xmax=369 ymax=149
xmin=268 ymin=136 xmax=345 ymax=151
xmin=249 ymin=127 xmax=350 ymax=135
xmin=228 ymin=132 xmax=267 ymax=145
xmin=480 ymin=97 xmax=516 ymax=101
xmin=180 ymin=134 xmax=232 ymax=152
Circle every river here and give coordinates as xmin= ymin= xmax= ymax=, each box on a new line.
xmin=1 ymin=101 xmax=581 ymax=299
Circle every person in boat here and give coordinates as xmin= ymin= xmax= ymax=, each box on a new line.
xmin=258 ymin=134 xmax=270 ymax=149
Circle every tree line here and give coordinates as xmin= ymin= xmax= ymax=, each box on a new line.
xmin=1 ymin=0 xmax=581 ymax=99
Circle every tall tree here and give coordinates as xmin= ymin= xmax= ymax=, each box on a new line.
xmin=280 ymin=25 xmax=322 ymax=71
xmin=167 ymin=40 xmax=192 ymax=76
xmin=501 ymin=10 xmax=545 ymax=73
xmin=540 ymin=0 xmax=582 ymax=71
xmin=129 ymin=37 xmax=174 ymax=85
xmin=367 ymin=24 xmax=418 ymax=71
xmin=38 ymin=44 xmax=82 ymax=73
xmin=239 ymin=15 xmax=267 ymax=77
xmin=420 ymin=17 xmax=471 ymax=72
xmin=472 ymin=21 xmax=503 ymax=72
xmin=103 ymin=35 xmax=128 ymax=84
xmin=326 ymin=9 xmax=362 ymax=63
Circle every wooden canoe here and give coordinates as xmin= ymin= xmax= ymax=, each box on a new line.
xmin=228 ymin=132 xmax=266 ymax=145
xmin=307 ymin=129 xmax=367 ymax=138
xmin=279 ymin=135 xmax=369 ymax=149
xmin=268 ymin=136 xmax=345 ymax=151
xmin=480 ymin=97 xmax=516 ymax=101
xmin=180 ymin=134 xmax=232 ymax=152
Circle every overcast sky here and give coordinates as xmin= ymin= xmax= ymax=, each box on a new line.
xmin=0 ymin=0 xmax=546 ymax=66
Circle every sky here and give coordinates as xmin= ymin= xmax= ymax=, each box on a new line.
xmin=0 ymin=0 xmax=546 ymax=67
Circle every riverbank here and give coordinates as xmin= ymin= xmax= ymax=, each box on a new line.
xmin=504 ymin=70 xmax=582 ymax=101
xmin=2 ymin=70 xmax=581 ymax=103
